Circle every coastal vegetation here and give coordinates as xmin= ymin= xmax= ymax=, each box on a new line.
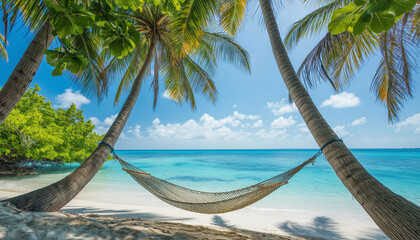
xmin=0 ymin=85 xmax=103 ymax=176
xmin=0 ymin=0 xmax=419 ymax=239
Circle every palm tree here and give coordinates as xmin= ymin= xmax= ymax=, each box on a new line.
xmin=4 ymin=2 xmax=250 ymax=212
xmin=0 ymin=0 xmax=106 ymax=124
xmin=0 ymin=0 xmax=53 ymax=123
xmin=284 ymin=1 xmax=420 ymax=122
xmin=258 ymin=0 xmax=420 ymax=239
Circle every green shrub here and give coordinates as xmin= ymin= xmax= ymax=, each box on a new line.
xmin=0 ymin=85 xmax=104 ymax=164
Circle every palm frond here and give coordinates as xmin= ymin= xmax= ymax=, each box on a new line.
xmin=160 ymin=50 xmax=196 ymax=109
xmin=330 ymin=30 xmax=379 ymax=87
xmin=297 ymin=33 xmax=336 ymax=90
xmin=5 ymin=0 xmax=49 ymax=32
xmin=170 ymin=0 xmax=218 ymax=55
xmin=113 ymin=37 xmax=151 ymax=104
xmin=298 ymin=31 xmax=378 ymax=90
xmin=411 ymin=5 xmax=420 ymax=38
xmin=183 ymin=54 xmax=217 ymax=102
xmin=192 ymin=38 xmax=217 ymax=75
xmin=284 ymin=0 xmax=350 ymax=48
xmin=218 ymin=0 xmax=247 ymax=36
xmin=69 ymin=29 xmax=108 ymax=101
xmin=0 ymin=33 xmax=8 ymax=61
xmin=302 ymin=0 xmax=344 ymax=6
xmin=203 ymin=31 xmax=251 ymax=73
xmin=372 ymin=13 xmax=419 ymax=122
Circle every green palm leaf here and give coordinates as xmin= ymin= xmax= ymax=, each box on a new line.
xmin=218 ymin=0 xmax=247 ymax=36
xmin=284 ymin=0 xmax=350 ymax=48
xmin=372 ymin=12 xmax=419 ymax=122
xmin=203 ymin=31 xmax=251 ymax=73
xmin=0 ymin=33 xmax=8 ymax=61
xmin=5 ymin=0 xmax=49 ymax=31
xmin=69 ymin=29 xmax=108 ymax=101
xmin=169 ymin=0 xmax=218 ymax=55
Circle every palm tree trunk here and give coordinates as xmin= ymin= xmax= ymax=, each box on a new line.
xmin=258 ymin=0 xmax=420 ymax=239
xmin=0 ymin=22 xmax=54 ymax=124
xmin=3 ymin=34 xmax=157 ymax=212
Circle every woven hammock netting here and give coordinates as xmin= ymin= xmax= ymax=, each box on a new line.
xmin=114 ymin=154 xmax=318 ymax=214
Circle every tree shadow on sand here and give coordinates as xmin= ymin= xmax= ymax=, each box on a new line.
xmin=63 ymin=206 xmax=192 ymax=221
xmin=277 ymin=216 xmax=388 ymax=240
xmin=212 ymin=215 xmax=236 ymax=229
xmin=1 ymin=204 xmax=284 ymax=240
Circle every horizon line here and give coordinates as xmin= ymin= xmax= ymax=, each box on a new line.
xmin=114 ymin=148 xmax=420 ymax=151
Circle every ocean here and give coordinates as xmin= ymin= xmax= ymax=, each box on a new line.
xmin=1 ymin=149 xmax=419 ymax=239
xmin=98 ymin=149 xmax=420 ymax=205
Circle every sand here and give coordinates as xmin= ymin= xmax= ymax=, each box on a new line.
xmin=0 ymin=176 xmax=389 ymax=240
xmin=0 ymin=202 xmax=306 ymax=240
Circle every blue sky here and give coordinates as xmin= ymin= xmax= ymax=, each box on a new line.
xmin=1 ymin=3 xmax=420 ymax=149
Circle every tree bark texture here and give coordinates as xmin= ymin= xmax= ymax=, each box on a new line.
xmin=0 ymin=22 xmax=54 ymax=123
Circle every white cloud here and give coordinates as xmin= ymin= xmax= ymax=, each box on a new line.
xmin=233 ymin=111 xmax=260 ymax=120
xmin=103 ymin=114 xmax=118 ymax=126
xmin=55 ymin=89 xmax=90 ymax=108
xmin=147 ymin=111 xmax=265 ymax=142
xmin=252 ymin=120 xmax=263 ymax=128
xmin=162 ymin=90 xmax=171 ymax=99
xmin=149 ymin=116 xmax=251 ymax=141
xmin=89 ymin=117 xmax=100 ymax=126
xmin=241 ymin=120 xmax=264 ymax=128
xmin=200 ymin=114 xmax=239 ymax=128
xmin=351 ymin=117 xmax=367 ymax=126
xmin=298 ymin=123 xmax=310 ymax=133
xmin=267 ymin=99 xmax=297 ymax=115
xmin=92 ymin=126 xmax=108 ymax=135
xmin=127 ymin=125 xmax=141 ymax=138
xmin=271 ymin=116 xmax=296 ymax=129
xmin=89 ymin=113 xmax=119 ymax=135
xmin=396 ymin=113 xmax=420 ymax=134
xmin=116 ymin=110 xmax=320 ymax=149
xmin=333 ymin=125 xmax=349 ymax=137
xmin=232 ymin=104 xmax=239 ymax=108
xmin=321 ymin=92 xmax=360 ymax=108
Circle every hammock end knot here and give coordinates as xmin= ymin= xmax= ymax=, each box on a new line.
xmin=99 ymin=142 xmax=116 ymax=162
xmin=320 ymin=138 xmax=343 ymax=153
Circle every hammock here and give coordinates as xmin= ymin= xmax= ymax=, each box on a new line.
xmin=102 ymin=139 xmax=341 ymax=214
xmin=113 ymin=153 xmax=316 ymax=214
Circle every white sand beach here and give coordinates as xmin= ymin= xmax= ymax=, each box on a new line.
xmin=0 ymin=177 xmax=388 ymax=240
xmin=0 ymin=201 xmax=304 ymax=240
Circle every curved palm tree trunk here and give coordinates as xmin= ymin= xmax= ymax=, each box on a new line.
xmin=258 ymin=0 xmax=420 ymax=239
xmin=0 ymin=22 xmax=54 ymax=124
xmin=3 ymin=35 xmax=157 ymax=212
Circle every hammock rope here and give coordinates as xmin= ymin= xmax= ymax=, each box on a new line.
xmin=98 ymin=138 xmax=342 ymax=214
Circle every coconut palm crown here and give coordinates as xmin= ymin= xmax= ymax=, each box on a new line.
xmin=284 ymin=0 xmax=420 ymax=122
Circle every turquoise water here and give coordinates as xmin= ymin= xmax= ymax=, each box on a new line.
xmin=2 ymin=149 xmax=419 ymax=212
xmin=96 ymin=149 xmax=420 ymax=206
